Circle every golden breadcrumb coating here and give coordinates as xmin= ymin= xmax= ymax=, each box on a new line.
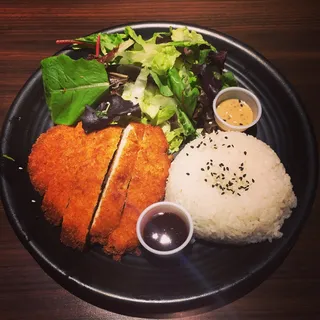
xmin=104 ymin=125 xmax=170 ymax=260
xmin=60 ymin=125 xmax=122 ymax=250
xmin=89 ymin=123 xmax=145 ymax=245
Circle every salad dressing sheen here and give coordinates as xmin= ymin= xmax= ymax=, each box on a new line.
xmin=217 ymin=99 xmax=253 ymax=126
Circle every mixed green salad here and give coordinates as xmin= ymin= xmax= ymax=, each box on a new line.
xmin=41 ymin=26 xmax=237 ymax=152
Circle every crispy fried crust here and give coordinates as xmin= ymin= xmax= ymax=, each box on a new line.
xmin=28 ymin=125 xmax=75 ymax=195
xmin=60 ymin=126 xmax=122 ymax=250
xmin=104 ymin=125 xmax=170 ymax=259
xmin=41 ymin=124 xmax=85 ymax=225
xmin=89 ymin=123 xmax=145 ymax=245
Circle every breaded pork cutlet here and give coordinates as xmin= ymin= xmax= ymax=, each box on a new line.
xmin=41 ymin=124 xmax=86 ymax=225
xmin=89 ymin=123 xmax=145 ymax=245
xmin=104 ymin=125 xmax=170 ymax=260
xmin=28 ymin=125 xmax=75 ymax=195
xmin=60 ymin=125 xmax=122 ymax=250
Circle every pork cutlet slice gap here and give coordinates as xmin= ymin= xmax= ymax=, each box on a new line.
xmin=60 ymin=126 xmax=123 ymax=250
xmin=104 ymin=125 xmax=171 ymax=260
xmin=89 ymin=123 xmax=145 ymax=245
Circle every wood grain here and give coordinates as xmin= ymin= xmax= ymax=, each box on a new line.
xmin=0 ymin=0 xmax=319 ymax=319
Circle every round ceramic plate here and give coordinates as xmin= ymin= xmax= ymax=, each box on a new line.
xmin=0 ymin=22 xmax=318 ymax=317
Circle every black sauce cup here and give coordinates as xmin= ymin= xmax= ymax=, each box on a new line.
xmin=136 ymin=201 xmax=194 ymax=259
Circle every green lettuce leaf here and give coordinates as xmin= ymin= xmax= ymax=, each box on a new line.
xmin=151 ymin=46 xmax=181 ymax=75
xmin=176 ymin=108 xmax=196 ymax=136
xmin=140 ymin=85 xmax=177 ymax=120
xmin=168 ymin=27 xmax=216 ymax=50
xmin=165 ymin=128 xmax=184 ymax=153
xmin=124 ymin=27 xmax=146 ymax=47
xmin=154 ymin=105 xmax=176 ymax=125
xmin=74 ymin=32 xmax=126 ymax=55
xmin=171 ymin=27 xmax=205 ymax=43
xmin=150 ymin=71 xmax=173 ymax=96
xmin=221 ymin=71 xmax=237 ymax=89
xmin=122 ymin=67 xmax=149 ymax=105
xmin=41 ymin=55 xmax=109 ymax=125
xmin=119 ymin=43 xmax=180 ymax=76
xmin=168 ymin=67 xmax=199 ymax=118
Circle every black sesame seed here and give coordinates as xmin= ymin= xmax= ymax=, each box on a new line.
xmin=252 ymin=179 xmax=255 ymax=183
xmin=229 ymin=182 xmax=233 ymax=186
xmin=244 ymin=151 xmax=247 ymax=155
xmin=204 ymin=179 xmax=207 ymax=182
xmin=207 ymin=166 xmax=210 ymax=170
xmin=243 ymin=174 xmax=247 ymax=178
xmin=186 ymin=153 xmax=189 ymax=156
xmin=201 ymin=168 xmax=204 ymax=171
xmin=222 ymin=144 xmax=225 ymax=146
xmin=232 ymin=144 xmax=234 ymax=147
xmin=234 ymin=173 xmax=236 ymax=176
xmin=225 ymin=136 xmax=228 ymax=139
xmin=237 ymin=193 xmax=241 ymax=196
xmin=240 ymin=123 xmax=243 ymax=126
xmin=221 ymin=192 xmax=225 ymax=195
xmin=227 ymin=145 xmax=231 ymax=148
xmin=241 ymin=163 xmax=244 ymax=166
xmin=203 ymin=143 xmax=207 ymax=146
xmin=238 ymin=99 xmax=241 ymax=103
xmin=240 ymin=177 xmax=243 ymax=181
xmin=212 ymin=185 xmax=215 ymax=188
xmin=215 ymin=183 xmax=219 ymax=186
xmin=191 ymin=146 xmax=194 ymax=149
xmin=223 ymin=167 xmax=226 ymax=171
xmin=186 ymin=173 xmax=190 ymax=176
xmin=226 ymin=167 xmax=229 ymax=171
xmin=240 ymin=104 xmax=243 ymax=107
xmin=211 ymin=172 xmax=214 ymax=176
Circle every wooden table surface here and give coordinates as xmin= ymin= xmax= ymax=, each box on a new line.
xmin=1 ymin=0 xmax=319 ymax=319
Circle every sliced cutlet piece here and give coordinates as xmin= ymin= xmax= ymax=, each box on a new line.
xmin=41 ymin=123 xmax=86 ymax=225
xmin=60 ymin=126 xmax=122 ymax=250
xmin=89 ymin=123 xmax=145 ymax=245
xmin=28 ymin=125 xmax=75 ymax=195
xmin=104 ymin=125 xmax=171 ymax=259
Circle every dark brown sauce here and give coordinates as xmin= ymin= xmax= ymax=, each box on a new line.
xmin=142 ymin=212 xmax=189 ymax=251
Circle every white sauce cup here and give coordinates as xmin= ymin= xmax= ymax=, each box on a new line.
xmin=213 ymin=87 xmax=262 ymax=132
xmin=136 ymin=201 xmax=194 ymax=257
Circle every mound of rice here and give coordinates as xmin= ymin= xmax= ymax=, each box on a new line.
xmin=165 ymin=131 xmax=297 ymax=244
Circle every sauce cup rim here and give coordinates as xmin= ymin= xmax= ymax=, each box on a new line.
xmin=213 ymin=87 xmax=262 ymax=130
xmin=136 ymin=201 xmax=194 ymax=256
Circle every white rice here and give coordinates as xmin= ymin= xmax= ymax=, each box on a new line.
xmin=165 ymin=131 xmax=297 ymax=244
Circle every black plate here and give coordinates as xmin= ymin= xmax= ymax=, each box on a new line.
xmin=0 ymin=22 xmax=318 ymax=318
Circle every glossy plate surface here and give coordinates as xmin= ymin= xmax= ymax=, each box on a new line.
xmin=0 ymin=22 xmax=318 ymax=317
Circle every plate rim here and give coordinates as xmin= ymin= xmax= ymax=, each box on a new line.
xmin=1 ymin=21 xmax=318 ymax=316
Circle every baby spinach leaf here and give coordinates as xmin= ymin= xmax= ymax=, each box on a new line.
xmin=41 ymin=55 xmax=109 ymax=125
